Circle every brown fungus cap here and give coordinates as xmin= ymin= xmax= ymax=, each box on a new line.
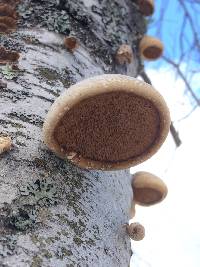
xmin=64 ymin=36 xmax=79 ymax=52
xmin=43 ymin=74 xmax=170 ymax=170
xmin=0 ymin=22 xmax=9 ymax=33
xmin=0 ymin=46 xmax=20 ymax=64
xmin=0 ymin=16 xmax=16 ymax=31
xmin=132 ymin=171 xmax=168 ymax=206
xmin=137 ymin=0 xmax=154 ymax=16
xmin=126 ymin=222 xmax=145 ymax=241
xmin=139 ymin=36 xmax=164 ymax=60
xmin=0 ymin=4 xmax=17 ymax=18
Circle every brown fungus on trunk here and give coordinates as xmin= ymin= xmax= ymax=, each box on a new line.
xmin=64 ymin=36 xmax=79 ymax=53
xmin=116 ymin=44 xmax=133 ymax=65
xmin=132 ymin=171 xmax=168 ymax=206
xmin=0 ymin=16 xmax=16 ymax=31
xmin=0 ymin=136 xmax=12 ymax=154
xmin=0 ymin=22 xmax=9 ymax=33
xmin=0 ymin=0 xmax=19 ymax=6
xmin=0 ymin=46 xmax=20 ymax=64
xmin=126 ymin=222 xmax=145 ymax=241
xmin=43 ymin=75 xmax=170 ymax=170
xmin=137 ymin=0 xmax=154 ymax=16
xmin=139 ymin=35 xmax=164 ymax=60
xmin=0 ymin=4 xmax=17 ymax=18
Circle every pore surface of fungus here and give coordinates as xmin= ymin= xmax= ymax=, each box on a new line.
xmin=132 ymin=171 xmax=168 ymax=206
xmin=43 ymin=74 xmax=170 ymax=170
xmin=137 ymin=0 xmax=154 ymax=16
xmin=126 ymin=222 xmax=145 ymax=241
xmin=139 ymin=35 xmax=164 ymax=60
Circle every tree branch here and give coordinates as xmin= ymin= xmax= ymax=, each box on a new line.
xmin=139 ymin=70 xmax=182 ymax=148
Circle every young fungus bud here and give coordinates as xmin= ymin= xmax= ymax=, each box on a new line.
xmin=64 ymin=36 xmax=79 ymax=52
xmin=116 ymin=44 xmax=133 ymax=65
xmin=0 ymin=136 xmax=12 ymax=154
xmin=126 ymin=222 xmax=145 ymax=241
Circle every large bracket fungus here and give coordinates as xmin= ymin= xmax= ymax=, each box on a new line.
xmin=139 ymin=35 xmax=164 ymax=61
xmin=132 ymin=171 xmax=168 ymax=206
xmin=43 ymin=74 xmax=170 ymax=170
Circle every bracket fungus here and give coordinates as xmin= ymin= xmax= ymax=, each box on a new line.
xmin=0 ymin=4 xmax=17 ymax=18
xmin=0 ymin=16 xmax=16 ymax=31
xmin=132 ymin=171 xmax=168 ymax=206
xmin=43 ymin=74 xmax=170 ymax=170
xmin=137 ymin=0 xmax=154 ymax=16
xmin=0 ymin=136 xmax=12 ymax=154
xmin=0 ymin=46 xmax=20 ymax=64
xmin=139 ymin=36 xmax=164 ymax=60
xmin=64 ymin=36 xmax=79 ymax=53
xmin=0 ymin=22 xmax=8 ymax=33
xmin=116 ymin=44 xmax=133 ymax=65
xmin=126 ymin=222 xmax=145 ymax=241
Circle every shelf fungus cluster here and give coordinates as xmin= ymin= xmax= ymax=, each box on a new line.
xmin=128 ymin=172 xmax=168 ymax=242
xmin=43 ymin=74 xmax=170 ymax=170
xmin=135 ymin=0 xmax=164 ymax=61
xmin=0 ymin=1 xmax=20 ymax=64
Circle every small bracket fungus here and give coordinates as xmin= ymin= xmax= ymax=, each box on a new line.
xmin=43 ymin=74 xmax=170 ymax=170
xmin=132 ymin=171 xmax=168 ymax=206
xmin=0 ymin=22 xmax=9 ymax=33
xmin=137 ymin=0 xmax=154 ymax=16
xmin=64 ymin=36 xmax=79 ymax=52
xmin=0 ymin=136 xmax=12 ymax=154
xmin=0 ymin=16 xmax=16 ymax=31
xmin=0 ymin=46 xmax=20 ymax=64
xmin=126 ymin=222 xmax=145 ymax=241
xmin=116 ymin=44 xmax=133 ymax=65
xmin=0 ymin=4 xmax=17 ymax=19
xmin=139 ymin=35 xmax=164 ymax=60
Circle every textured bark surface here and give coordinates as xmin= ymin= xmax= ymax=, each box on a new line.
xmin=0 ymin=0 xmax=145 ymax=266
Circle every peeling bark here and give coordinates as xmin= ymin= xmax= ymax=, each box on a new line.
xmin=0 ymin=0 xmax=146 ymax=266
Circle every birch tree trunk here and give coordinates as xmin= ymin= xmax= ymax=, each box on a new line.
xmin=0 ymin=0 xmax=145 ymax=266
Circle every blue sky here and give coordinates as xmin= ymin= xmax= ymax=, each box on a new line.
xmin=146 ymin=0 xmax=200 ymax=70
xmin=130 ymin=1 xmax=200 ymax=266
xmin=144 ymin=0 xmax=200 ymax=103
